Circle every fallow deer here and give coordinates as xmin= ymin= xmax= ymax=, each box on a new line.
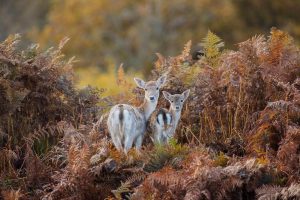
xmin=107 ymin=75 xmax=167 ymax=153
xmin=148 ymin=89 xmax=190 ymax=144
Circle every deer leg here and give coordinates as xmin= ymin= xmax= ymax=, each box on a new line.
xmin=124 ymin=135 xmax=134 ymax=154
xmin=110 ymin=132 xmax=123 ymax=151
xmin=134 ymin=135 xmax=143 ymax=152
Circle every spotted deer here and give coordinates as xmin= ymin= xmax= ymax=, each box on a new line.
xmin=148 ymin=89 xmax=190 ymax=144
xmin=107 ymin=75 xmax=167 ymax=153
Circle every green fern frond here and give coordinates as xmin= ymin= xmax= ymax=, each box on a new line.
xmin=201 ymin=30 xmax=224 ymax=66
xmin=213 ymin=152 xmax=229 ymax=167
xmin=168 ymin=138 xmax=188 ymax=155
xmin=144 ymin=139 xmax=189 ymax=172
xmin=143 ymin=147 xmax=172 ymax=173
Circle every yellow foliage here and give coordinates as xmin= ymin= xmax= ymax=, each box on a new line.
xmin=256 ymin=156 xmax=269 ymax=165
xmin=75 ymin=66 xmax=141 ymax=97
xmin=30 ymin=0 xmax=237 ymax=72
xmin=201 ymin=30 xmax=224 ymax=66
xmin=213 ymin=152 xmax=229 ymax=167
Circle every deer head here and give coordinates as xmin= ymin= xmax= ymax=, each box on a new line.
xmin=162 ymin=89 xmax=190 ymax=112
xmin=134 ymin=75 xmax=167 ymax=103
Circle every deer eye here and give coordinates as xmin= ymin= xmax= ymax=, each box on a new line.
xmin=171 ymin=100 xmax=174 ymax=103
xmin=145 ymin=89 xmax=148 ymax=91
xmin=181 ymin=100 xmax=183 ymax=102
xmin=156 ymin=87 xmax=159 ymax=90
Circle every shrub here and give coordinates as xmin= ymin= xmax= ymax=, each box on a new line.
xmin=0 ymin=34 xmax=103 ymax=197
xmin=1 ymin=28 xmax=299 ymax=199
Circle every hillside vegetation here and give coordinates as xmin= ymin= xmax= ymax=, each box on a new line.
xmin=0 ymin=29 xmax=299 ymax=200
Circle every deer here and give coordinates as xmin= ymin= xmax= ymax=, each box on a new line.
xmin=107 ymin=75 xmax=167 ymax=153
xmin=148 ymin=89 xmax=190 ymax=144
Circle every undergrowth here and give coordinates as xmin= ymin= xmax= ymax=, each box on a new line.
xmin=0 ymin=28 xmax=299 ymax=200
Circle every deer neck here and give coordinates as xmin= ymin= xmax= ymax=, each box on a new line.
xmin=169 ymin=108 xmax=181 ymax=128
xmin=139 ymin=99 xmax=157 ymax=121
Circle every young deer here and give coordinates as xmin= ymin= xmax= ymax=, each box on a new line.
xmin=148 ymin=89 xmax=190 ymax=144
xmin=107 ymin=75 xmax=166 ymax=153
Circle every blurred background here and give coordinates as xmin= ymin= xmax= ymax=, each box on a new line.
xmin=1 ymin=0 xmax=300 ymax=94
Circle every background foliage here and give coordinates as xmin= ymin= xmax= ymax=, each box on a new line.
xmin=1 ymin=0 xmax=300 ymax=76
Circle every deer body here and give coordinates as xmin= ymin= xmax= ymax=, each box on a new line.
xmin=107 ymin=76 xmax=166 ymax=153
xmin=148 ymin=90 xmax=190 ymax=144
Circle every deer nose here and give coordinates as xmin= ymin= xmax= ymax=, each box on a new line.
xmin=149 ymin=96 xmax=155 ymax=101
xmin=176 ymin=106 xmax=180 ymax=110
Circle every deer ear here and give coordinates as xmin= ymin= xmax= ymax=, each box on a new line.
xmin=182 ymin=89 xmax=190 ymax=101
xmin=156 ymin=75 xmax=167 ymax=88
xmin=134 ymin=77 xmax=146 ymax=89
xmin=162 ymin=91 xmax=171 ymax=101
